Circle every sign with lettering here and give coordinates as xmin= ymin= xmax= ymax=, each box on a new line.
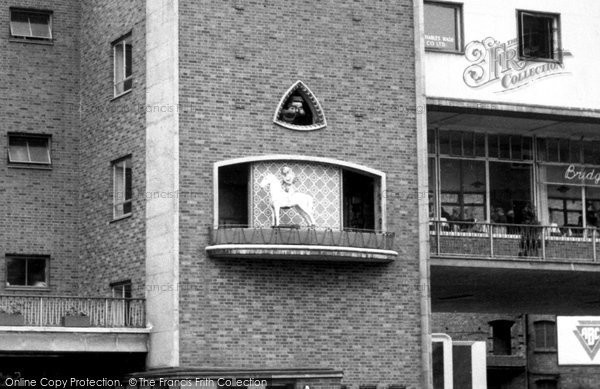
xmin=543 ymin=165 xmax=600 ymax=187
xmin=558 ymin=316 xmax=600 ymax=365
xmin=463 ymin=37 xmax=568 ymax=92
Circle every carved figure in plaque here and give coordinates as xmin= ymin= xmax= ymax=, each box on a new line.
xmin=259 ymin=170 xmax=315 ymax=227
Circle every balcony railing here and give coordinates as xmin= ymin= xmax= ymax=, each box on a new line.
xmin=430 ymin=220 xmax=599 ymax=262
xmin=209 ymin=226 xmax=396 ymax=251
xmin=0 ymin=295 xmax=146 ymax=328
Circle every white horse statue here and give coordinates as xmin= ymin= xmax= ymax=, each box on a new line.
xmin=259 ymin=174 xmax=315 ymax=227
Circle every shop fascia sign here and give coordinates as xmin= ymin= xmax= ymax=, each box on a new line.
xmin=463 ymin=37 xmax=568 ymax=92
xmin=564 ymin=164 xmax=600 ymax=186
xmin=558 ymin=317 xmax=600 ymax=365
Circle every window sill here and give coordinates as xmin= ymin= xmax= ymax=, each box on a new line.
xmin=111 ymin=89 xmax=133 ymax=101
xmin=4 ymin=286 xmax=50 ymax=292
xmin=533 ymin=349 xmax=557 ymax=354
xmin=425 ymin=48 xmax=465 ymax=55
xmin=518 ymin=56 xmax=562 ymax=65
xmin=110 ymin=214 xmax=132 ymax=224
xmin=7 ymin=164 xmax=52 ymax=171
xmin=9 ymin=37 xmax=54 ymax=46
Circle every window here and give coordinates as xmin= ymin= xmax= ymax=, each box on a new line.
xmin=6 ymin=255 xmax=49 ymax=288
xmin=112 ymin=156 xmax=132 ymax=219
xmin=534 ymin=320 xmax=557 ymax=350
xmin=10 ymin=8 xmax=52 ymax=41
xmin=111 ymin=280 xmax=132 ymax=298
xmin=535 ymin=379 xmax=557 ymax=389
xmin=490 ymin=320 xmax=514 ymax=355
xmin=518 ymin=11 xmax=560 ymax=61
xmin=113 ymin=34 xmax=133 ymax=96
xmin=424 ymin=2 xmax=463 ymax=52
xmin=8 ymin=134 xmax=51 ymax=165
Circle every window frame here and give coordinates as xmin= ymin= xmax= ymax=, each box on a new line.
xmin=517 ymin=10 xmax=561 ymax=62
xmin=5 ymin=254 xmax=50 ymax=290
xmin=424 ymin=1 xmax=464 ymax=54
xmin=534 ymin=320 xmax=558 ymax=352
xmin=112 ymin=33 xmax=133 ymax=98
xmin=9 ymin=8 xmax=53 ymax=42
xmin=112 ymin=155 xmax=133 ymax=220
xmin=7 ymin=133 xmax=52 ymax=167
xmin=110 ymin=280 xmax=132 ymax=298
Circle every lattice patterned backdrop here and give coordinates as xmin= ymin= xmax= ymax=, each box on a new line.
xmin=251 ymin=162 xmax=341 ymax=228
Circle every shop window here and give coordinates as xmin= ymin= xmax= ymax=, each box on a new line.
xmin=547 ymin=184 xmax=582 ymax=228
xmin=113 ymin=33 xmax=133 ymax=97
xmin=10 ymin=8 xmax=52 ymax=41
xmin=6 ymin=255 xmax=49 ymax=288
xmin=8 ymin=134 xmax=51 ymax=165
xmin=439 ymin=159 xmax=486 ymax=224
xmin=112 ymin=156 xmax=132 ymax=219
xmin=438 ymin=131 xmax=485 ymax=158
xmin=585 ymin=187 xmax=600 ymax=228
xmin=429 ymin=157 xmax=437 ymax=219
xmin=488 ymin=135 xmax=533 ymax=161
xmin=490 ymin=320 xmax=513 ymax=355
xmin=427 ymin=129 xmax=436 ymax=154
xmin=424 ymin=2 xmax=463 ymax=52
xmin=584 ymin=141 xmax=600 ymax=165
xmin=489 ymin=162 xmax=533 ymax=225
xmin=518 ymin=11 xmax=560 ymax=61
xmin=534 ymin=320 xmax=557 ymax=351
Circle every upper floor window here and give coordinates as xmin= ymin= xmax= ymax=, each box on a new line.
xmin=113 ymin=33 xmax=133 ymax=97
xmin=6 ymin=255 xmax=49 ymax=288
xmin=424 ymin=2 xmax=463 ymax=52
xmin=8 ymin=133 xmax=51 ymax=166
xmin=490 ymin=320 xmax=514 ymax=356
xmin=518 ymin=10 xmax=560 ymax=61
xmin=534 ymin=320 xmax=557 ymax=351
xmin=10 ymin=8 xmax=52 ymax=41
xmin=111 ymin=280 xmax=132 ymax=298
xmin=535 ymin=379 xmax=557 ymax=389
xmin=112 ymin=156 xmax=132 ymax=219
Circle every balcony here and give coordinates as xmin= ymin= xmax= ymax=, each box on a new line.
xmin=430 ymin=221 xmax=600 ymax=264
xmin=206 ymin=226 xmax=398 ymax=263
xmin=0 ymin=294 xmax=145 ymax=327
xmin=0 ymin=295 xmax=148 ymax=353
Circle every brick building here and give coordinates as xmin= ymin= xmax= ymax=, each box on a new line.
xmin=425 ymin=0 xmax=600 ymax=388
xmin=0 ymin=1 xmax=431 ymax=388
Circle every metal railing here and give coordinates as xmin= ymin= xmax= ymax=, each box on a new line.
xmin=210 ymin=226 xmax=396 ymax=251
xmin=429 ymin=220 xmax=599 ymax=262
xmin=0 ymin=295 xmax=146 ymax=328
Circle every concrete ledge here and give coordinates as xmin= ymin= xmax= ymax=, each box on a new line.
xmin=431 ymin=256 xmax=600 ymax=272
xmin=0 ymin=329 xmax=149 ymax=352
xmin=131 ymin=368 xmax=344 ymax=379
xmin=206 ymin=244 xmax=397 ymax=263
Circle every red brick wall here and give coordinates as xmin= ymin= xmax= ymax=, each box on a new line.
xmin=0 ymin=0 xmax=80 ymax=294
xmin=178 ymin=0 xmax=422 ymax=386
xmin=78 ymin=0 xmax=146 ymax=297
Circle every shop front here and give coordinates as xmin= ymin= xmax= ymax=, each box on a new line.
xmin=428 ymin=128 xmax=600 ymax=262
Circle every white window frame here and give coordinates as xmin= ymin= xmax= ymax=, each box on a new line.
xmin=112 ymin=34 xmax=133 ymax=97
xmin=112 ymin=156 xmax=133 ymax=220
xmin=9 ymin=8 xmax=53 ymax=40
xmin=7 ymin=133 xmax=52 ymax=165
xmin=517 ymin=10 xmax=561 ymax=62
xmin=424 ymin=1 xmax=464 ymax=53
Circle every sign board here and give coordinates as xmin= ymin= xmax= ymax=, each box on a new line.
xmin=557 ymin=316 xmax=600 ymax=365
